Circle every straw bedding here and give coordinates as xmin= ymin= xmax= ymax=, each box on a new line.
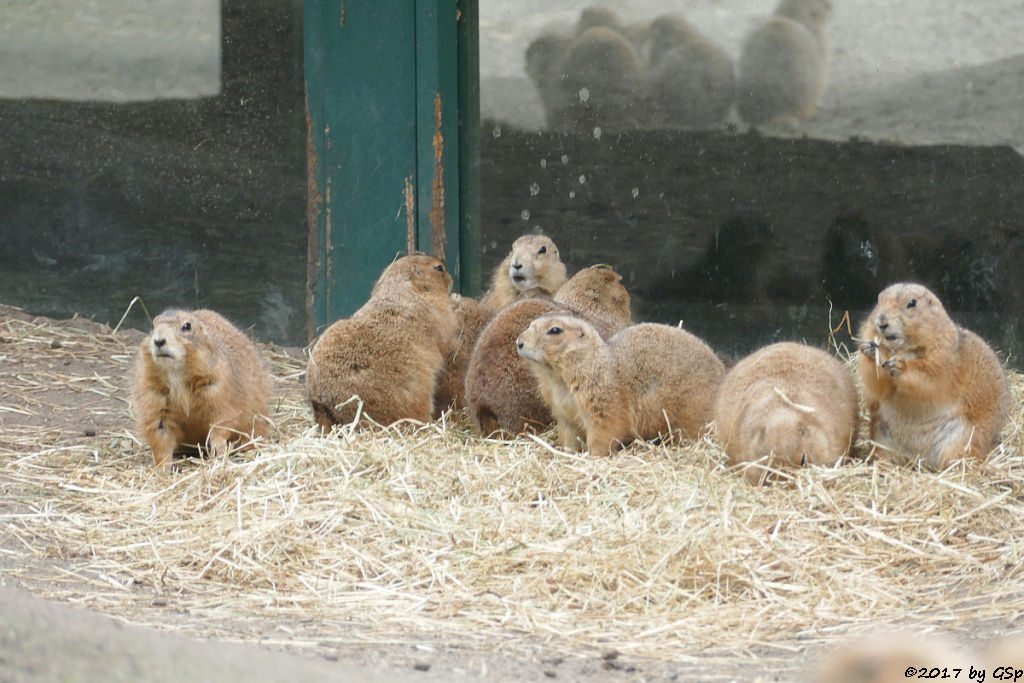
xmin=1 ymin=304 xmax=1022 ymax=676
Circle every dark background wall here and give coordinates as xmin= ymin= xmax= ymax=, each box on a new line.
xmin=0 ymin=0 xmax=307 ymax=345
xmin=480 ymin=124 xmax=1024 ymax=365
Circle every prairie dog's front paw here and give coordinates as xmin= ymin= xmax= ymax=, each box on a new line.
xmin=859 ymin=339 xmax=880 ymax=359
xmin=882 ymin=356 xmax=905 ymax=377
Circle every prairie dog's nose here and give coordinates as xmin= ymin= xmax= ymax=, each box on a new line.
xmin=516 ymin=340 xmax=524 ymax=350
xmin=153 ymin=337 xmax=166 ymax=348
xmin=876 ymin=313 xmax=889 ymax=329
xmin=511 ymin=261 xmax=523 ymax=270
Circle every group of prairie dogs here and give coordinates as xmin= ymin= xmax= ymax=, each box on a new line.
xmin=132 ymin=233 xmax=1011 ymax=482
xmin=527 ymin=0 xmax=832 ymax=132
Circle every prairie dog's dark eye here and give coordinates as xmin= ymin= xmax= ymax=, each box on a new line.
xmin=181 ymin=322 xmax=192 ymax=332
xmin=907 ymin=299 xmax=917 ymax=309
xmin=547 ymin=326 xmax=562 ymax=335
xmin=434 ymin=263 xmax=445 ymax=272
xmin=538 ymin=246 xmax=547 ymax=254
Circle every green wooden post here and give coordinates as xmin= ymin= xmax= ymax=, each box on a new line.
xmin=305 ymin=0 xmax=479 ymax=338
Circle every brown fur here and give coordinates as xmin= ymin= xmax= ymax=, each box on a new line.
xmin=813 ymin=634 xmax=973 ymax=683
xmin=306 ymin=254 xmax=458 ymax=430
xmin=517 ymin=315 xmax=724 ymax=456
xmin=465 ymin=265 xmax=632 ymax=436
xmin=132 ymin=308 xmax=272 ymax=471
xmin=433 ymin=294 xmax=492 ymax=417
xmin=550 ymin=26 xmax=645 ymax=133
xmin=858 ymin=283 xmax=1010 ymax=470
xmin=480 ymin=235 xmax=568 ymax=312
xmin=982 ymin=634 xmax=1024 ymax=668
xmin=737 ymin=0 xmax=831 ymax=126
xmin=643 ymin=15 xmax=735 ymax=129
xmin=713 ymin=342 xmax=859 ymax=484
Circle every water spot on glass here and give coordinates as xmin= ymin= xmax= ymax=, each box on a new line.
xmin=561 ymin=154 xmax=569 ymax=164
xmin=631 ymin=187 xmax=639 ymax=199
xmin=592 ymin=127 xmax=602 ymax=140
xmin=569 ymin=190 xmax=576 ymax=199
xmin=489 ymin=240 xmax=498 ymax=250
xmin=540 ymin=158 xmax=547 ymax=169
xmin=492 ymin=125 xmax=501 ymax=138
xmin=578 ymin=174 xmax=587 ymax=185
xmin=578 ymin=87 xmax=590 ymax=103
xmin=529 ymin=182 xmax=540 ymax=196
xmin=521 ymin=209 xmax=530 ymax=221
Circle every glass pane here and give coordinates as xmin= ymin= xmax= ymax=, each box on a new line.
xmin=0 ymin=0 xmax=307 ymax=345
xmin=479 ymin=1 xmax=1024 ymax=362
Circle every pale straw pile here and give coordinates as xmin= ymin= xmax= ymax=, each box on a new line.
xmin=1 ymin=306 xmax=1022 ymax=676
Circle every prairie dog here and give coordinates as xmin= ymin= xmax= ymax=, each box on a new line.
xmin=713 ymin=342 xmax=858 ymax=484
xmin=433 ymin=294 xmax=492 ymax=417
xmin=858 ymin=283 xmax=1010 ymax=469
xmin=306 ymin=254 xmax=458 ymax=429
xmin=982 ymin=634 xmax=1024 ymax=668
xmin=465 ymin=265 xmax=633 ymax=435
xmin=737 ymin=0 xmax=831 ymax=126
xmin=132 ymin=308 xmax=271 ymax=471
xmin=812 ymin=634 xmax=973 ymax=683
xmin=644 ymin=15 xmax=735 ymax=129
xmin=517 ymin=315 xmax=723 ymax=456
xmin=480 ymin=235 xmax=568 ymax=312
xmin=552 ymin=26 xmax=645 ymax=133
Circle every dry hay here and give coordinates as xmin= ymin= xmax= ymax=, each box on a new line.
xmin=1 ymin=304 xmax=1023 ymax=677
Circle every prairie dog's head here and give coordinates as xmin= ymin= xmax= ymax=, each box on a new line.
xmin=576 ymin=6 xmax=620 ymax=34
xmin=866 ymin=282 xmax=950 ymax=353
xmin=374 ymin=254 xmax=454 ymax=300
xmin=555 ymin=265 xmax=632 ymax=327
xmin=506 ymin=235 xmax=567 ymax=295
xmin=516 ymin=313 xmax=602 ymax=365
xmin=774 ymin=0 xmax=832 ymax=33
xmin=146 ymin=309 xmax=200 ymax=366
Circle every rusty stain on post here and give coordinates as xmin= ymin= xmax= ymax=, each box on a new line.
xmin=404 ymin=174 xmax=416 ymax=254
xmin=305 ymin=95 xmax=324 ymax=342
xmin=430 ymin=91 xmax=447 ymax=260
xmin=339 ymin=3 xmax=345 ymax=27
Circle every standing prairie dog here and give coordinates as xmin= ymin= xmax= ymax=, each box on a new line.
xmin=552 ymin=26 xmax=645 ymax=133
xmin=858 ymin=282 xmax=1010 ymax=469
xmin=737 ymin=0 xmax=831 ymax=126
xmin=132 ymin=308 xmax=272 ymax=471
xmin=465 ymin=265 xmax=633 ymax=436
xmin=713 ymin=342 xmax=858 ymax=484
xmin=644 ymin=15 xmax=735 ymax=129
xmin=480 ymin=235 xmax=568 ymax=312
xmin=517 ymin=315 xmax=723 ymax=456
xmin=306 ymin=254 xmax=458 ymax=429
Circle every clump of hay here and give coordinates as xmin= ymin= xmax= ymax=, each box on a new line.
xmin=1 ymin=305 xmax=1023 ymax=675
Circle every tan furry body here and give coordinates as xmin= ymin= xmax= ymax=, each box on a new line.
xmin=306 ymin=254 xmax=458 ymax=429
xmin=813 ymin=634 xmax=973 ymax=683
xmin=643 ymin=15 xmax=735 ymax=129
xmin=518 ymin=315 xmax=723 ymax=456
xmin=982 ymin=634 xmax=1024 ymax=668
xmin=434 ymin=294 xmax=492 ymax=417
xmin=858 ymin=283 xmax=1010 ymax=470
xmin=465 ymin=265 xmax=632 ymax=436
xmin=737 ymin=0 xmax=831 ymax=125
xmin=480 ymin=235 xmax=567 ymax=312
xmin=550 ymin=26 xmax=645 ymax=133
xmin=132 ymin=308 xmax=271 ymax=471
xmin=713 ymin=342 xmax=858 ymax=484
